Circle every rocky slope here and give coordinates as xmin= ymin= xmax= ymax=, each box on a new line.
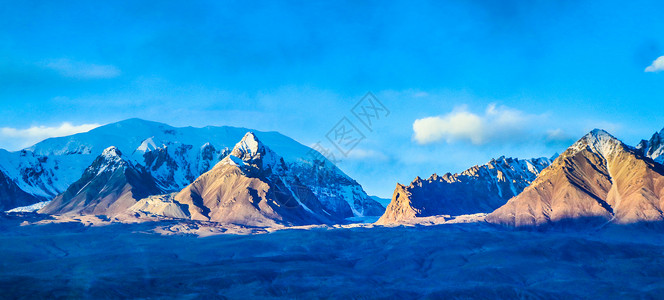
xmin=39 ymin=147 xmax=161 ymax=216
xmin=132 ymin=133 xmax=338 ymax=226
xmin=0 ymin=119 xmax=382 ymax=217
xmin=376 ymin=156 xmax=551 ymax=225
xmin=486 ymin=129 xmax=664 ymax=228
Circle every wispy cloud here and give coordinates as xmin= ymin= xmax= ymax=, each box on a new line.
xmin=0 ymin=122 xmax=101 ymax=150
xmin=645 ymin=56 xmax=664 ymax=73
xmin=413 ymin=104 xmax=537 ymax=145
xmin=345 ymin=148 xmax=389 ymax=161
xmin=43 ymin=59 xmax=121 ymax=79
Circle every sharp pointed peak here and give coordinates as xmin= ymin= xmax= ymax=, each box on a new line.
xmin=98 ymin=146 xmax=129 ymax=167
xmin=86 ymin=146 xmax=131 ymax=176
xmin=649 ymin=128 xmax=664 ymax=142
xmin=232 ymin=131 xmax=265 ymax=155
xmin=101 ymin=146 xmax=123 ymax=158
xmin=574 ymin=129 xmax=621 ymax=145
xmin=570 ymin=129 xmax=624 ymax=157
xmin=222 ymin=131 xmax=280 ymax=170
xmin=550 ymin=152 xmax=560 ymax=161
xmin=585 ymin=128 xmax=615 ymax=138
xmin=242 ymin=131 xmax=258 ymax=139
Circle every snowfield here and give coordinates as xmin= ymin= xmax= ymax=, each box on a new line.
xmin=1 ymin=214 xmax=664 ymax=299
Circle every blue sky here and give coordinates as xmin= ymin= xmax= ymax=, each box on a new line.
xmin=1 ymin=0 xmax=664 ymax=197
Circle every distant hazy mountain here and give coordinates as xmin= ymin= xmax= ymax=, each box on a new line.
xmin=376 ymin=156 xmax=552 ymax=225
xmin=131 ymin=133 xmax=338 ymax=226
xmin=1 ymin=118 xmax=382 ymax=218
xmin=487 ymin=129 xmax=664 ymax=228
xmin=369 ymin=195 xmax=391 ymax=207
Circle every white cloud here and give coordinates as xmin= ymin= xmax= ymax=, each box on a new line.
xmin=412 ymin=104 xmax=536 ymax=145
xmin=43 ymin=59 xmax=121 ymax=79
xmin=645 ymin=56 xmax=664 ymax=73
xmin=545 ymin=129 xmax=568 ymax=141
xmin=0 ymin=122 xmax=101 ymax=150
xmin=412 ymin=91 xmax=429 ymax=98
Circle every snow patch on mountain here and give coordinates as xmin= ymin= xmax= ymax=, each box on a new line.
xmin=570 ymin=129 xmax=623 ymax=158
xmin=5 ymin=200 xmax=51 ymax=213
xmin=136 ymin=137 xmax=159 ymax=153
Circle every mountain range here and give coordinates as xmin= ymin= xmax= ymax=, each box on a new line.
xmin=376 ymin=156 xmax=552 ymax=225
xmin=127 ymin=132 xmax=340 ymax=226
xmin=4 ymin=118 xmax=664 ymax=231
xmin=377 ymin=127 xmax=664 ymax=229
xmin=0 ymin=119 xmax=383 ymax=223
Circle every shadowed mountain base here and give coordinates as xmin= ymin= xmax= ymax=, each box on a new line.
xmin=2 ymin=216 xmax=664 ymax=299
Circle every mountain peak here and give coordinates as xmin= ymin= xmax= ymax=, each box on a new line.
xmin=93 ymin=146 xmax=128 ymax=173
xmin=223 ymin=132 xmax=280 ymax=171
xmin=582 ymin=128 xmax=614 ymax=140
xmin=637 ymin=128 xmax=664 ymax=163
xmin=238 ymin=132 xmax=260 ymax=151
xmin=231 ymin=132 xmax=264 ymax=160
xmin=102 ymin=146 xmax=122 ymax=158
xmin=581 ymin=129 xmax=618 ymax=144
xmin=571 ymin=129 xmax=623 ymax=157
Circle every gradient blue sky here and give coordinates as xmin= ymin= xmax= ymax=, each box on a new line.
xmin=1 ymin=0 xmax=663 ymax=197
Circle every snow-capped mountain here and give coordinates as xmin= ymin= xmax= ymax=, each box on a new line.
xmin=376 ymin=156 xmax=552 ymax=225
xmin=0 ymin=168 xmax=45 ymax=211
xmin=1 ymin=118 xmax=382 ymax=217
xmin=637 ymin=127 xmax=664 ymax=164
xmin=132 ymin=133 xmax=339 ymax=226
xmin=39 ymin=147 xmax=161 ymax=216
xmin=487 ymin=129 xmax=664 ymax=228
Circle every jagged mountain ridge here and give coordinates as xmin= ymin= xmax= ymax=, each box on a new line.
xmin=376 ymin=156 xmax=552 ymax=224
xmin=486 ymin=129 xmax=664 ymax=228
xmin=1 ymin=119 xmax=382 ymax=217
xmin=637 ymin=127 xmax=664 ymax=164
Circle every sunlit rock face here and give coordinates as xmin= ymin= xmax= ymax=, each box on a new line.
xmin=487 ymin=129 xmax=664 ymax=228
xmin=169 ymin=132 xmax=339 ymax=226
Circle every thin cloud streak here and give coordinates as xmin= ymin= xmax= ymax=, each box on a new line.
xmin=43 ymin=59 xmax=121 ymax=79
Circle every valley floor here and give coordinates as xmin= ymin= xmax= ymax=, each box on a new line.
xmin=1 ymin=214 xmax=663 ymax=299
